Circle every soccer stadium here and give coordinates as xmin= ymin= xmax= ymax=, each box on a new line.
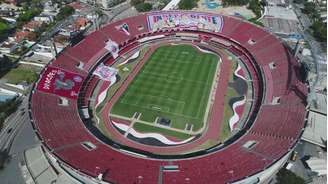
xmin=29 ymin=11 xmax=308 ymax=184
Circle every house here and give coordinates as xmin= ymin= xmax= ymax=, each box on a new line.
xmin=74 ymin=17 xmax=89 ymax=30
xmin=23 ymin=21 xmax=43 ymax=32
xmin=0 ymin=3 xmax=20 ymax=17
xmin=0 ymin=41 xmax=18 ymax=54
xmin=53 ymin=34 xmax=70 ymax=45
xmin=33 ymin=40 xmax=65 ymax=59
xmin=58 ymin=25 xmax=79 ymax=37
xmin=42 ymin=1 xmax=59 ymax=17
xmin=4 ymin=0 xmax=22 ymax=5
xmin=34 ymin=15 xmax=54 ymax=24
xmin=68 ymin=2 xmax=85 ymax=12
xmin=14 ymin=31 xmax=36 ymax=42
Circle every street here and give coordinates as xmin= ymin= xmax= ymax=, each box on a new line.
xmin=0 ymin=95 xmax=40 ymax=184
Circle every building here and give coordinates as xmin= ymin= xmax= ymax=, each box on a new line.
xmin=261 ymin=2 xmax=302 ymax=42
xmin=302 ymin=111 xmax=327 ymax=147
xmin=4 ymin=0 xmax=22 ymax=5
xmin=101 ymin=0 xmax=126 ymax=9
xmin=262 ymin=17 xmax=300 ymax=38
xmin=34 ymin=15 xmax=54 ymax=24
xmin=68 ymin=2 xmax=85 ymax=12
xmin=23 ymin=21 xmax=43 ymax=32
xmin=58 ymin=26 xmax=80 ymax=37
xmin=14 ymin=31 xmax=36 ymax=42
xmin=42 ymin=0 xmax=59 ymax=17
xmin=0 ymin=41 xmax=18 ymax=54
xmin=32 ymin=40 xmax=64 ymax=59
xmin=0 ymin=3 xmax=20 ymax=17
xmin=28 ymin=11 xmax=308 ymax=184
xmin=74 ymin=17 xmax=89 ymax=30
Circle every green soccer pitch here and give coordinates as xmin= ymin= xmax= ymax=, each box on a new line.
xmin=110 ymin=44 xmax=219 ymax=131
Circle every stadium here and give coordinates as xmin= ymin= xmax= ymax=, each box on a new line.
xmin=29 ymin=11 xmax=308 ymax=184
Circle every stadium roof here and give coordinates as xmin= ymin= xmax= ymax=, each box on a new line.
xmin=262 ymin=17 xmax=299 ymax=35
xmin=25 ymin=146 xmax=81 ymax=184
xmin=302 ymin=111 xmax=327 ymax=147
xmin=305 ymin=157 xmax=327 ymax=176
xmin=264 ymin=6 xmax=298 ymax=20
xmin=310 ymin=92 xmax=327 ymax=115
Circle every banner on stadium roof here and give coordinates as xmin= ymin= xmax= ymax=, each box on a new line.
xmin=116 ymin=23 xmax=130 ymax=36
xmin=105 ymin=39 xmax=119 ymax=59
xmin=36 ymin=66 xmax=84 ymax=99
xmin=147 ymin=12 xmax=224 ymax=33
xmin=93 ymin=63 xmax=118 ymax=81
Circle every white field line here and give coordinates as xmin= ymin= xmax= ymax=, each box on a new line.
xmin=110 ymin=114 xmax=196 ymax=135
xmin=113 ymin=45 xmax=220 ymax=134
xmin=112 ymin=121 xmax=195 ymax=144
xmin=197 ymin=55 xmax=222 ymax=134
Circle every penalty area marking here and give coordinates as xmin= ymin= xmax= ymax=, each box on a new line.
xmin=148 ymin=104 xmax=168 ymax=112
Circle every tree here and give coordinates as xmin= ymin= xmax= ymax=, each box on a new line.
xmin=17 ymin=8 xmax=42 ymax=23
xmin=0 ymin=55 xmax=12 ymax=77
xmin=135 ymin=3 xmax=152 ymax=12
xmin=248 ymin=0 xmax=262 ymax=18
xmin=310 ymin=21 xmax=327 ymax=42
xmin=178 ymin=0 xmax=199 ymax=10
xmin=0 ymin=150 xmax=10 ymax=170
xmin=276 ymin=168 xmax=305 ymax=184
xmin=293 ymin=0 xmax=305 ymax=3
xmin=0 ymin=97 xmax=21 ymax=132
xmin=302 ymin=2 xmax=316 ymax=15
xmin=0 ymin=20 xmax=10 ymax=37
xmin=131 ymin=0 xmax=144 ymax=6
xmin=223 ymin=0 xmax=248 ymax=6
xmin=56 ymin=6 xmax=75 ymax=21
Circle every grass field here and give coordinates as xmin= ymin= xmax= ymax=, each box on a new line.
xmin=96 ymin=47 xmax=149 ymax=113
xmin=111 ymin=44 xmax=218 ymax=131
xmin=3 ymin=67 xmax=37 ymax=84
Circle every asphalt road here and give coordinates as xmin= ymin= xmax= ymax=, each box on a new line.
xmin=0 ymin=95 xmax=40 ymax=184
xmin=291 ymin=2 xmax=326 ymax=104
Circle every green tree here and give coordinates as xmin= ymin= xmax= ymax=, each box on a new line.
xmin=0 ymin=55 xmax=12 ymax=77
xmin=178 ymin=0 xmax=199 ymax=10
xmin=0 ymin=21 xmax=10 ymax=37
xmin=56 ymin=6 xmax=75 ymax=21
xmin=17 ymin=8 xmax=42 ymax=23
xmin=131 ymin=0 xmax=144 ymax=6
xmin=135 ymin=2 xmax=152 ymax=12
xmin=302 ymin=2 xmax=316 ymax=14
xmin=0 ymin=97 xmax=22 ymax=131
xmin=310 ymin=21 xmax=327 ymax=42
xmin=0 ymin=150 xmax=10 ymax=170
xmin=276 ymin=168 xmax=305 ymax=184
xmin=223 ymin=0 xmax=248 ymax=6
xmin=248 ymin=0 xmax=262 ymax=18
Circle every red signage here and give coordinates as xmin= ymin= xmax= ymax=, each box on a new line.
xmin=36 ymin=66 xmax=84 ymax=99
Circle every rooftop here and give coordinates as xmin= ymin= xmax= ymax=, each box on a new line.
xmin=302 ymin=111 xmax=327 ymax=147
xmin=262 ymin=17 xmax=299 ymax=35
xmin=23 ymin=20 xmax=43 ymax=30
xmin=264 ymin=6 xmax=298 ymax=20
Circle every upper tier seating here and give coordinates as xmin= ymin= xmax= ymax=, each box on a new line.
xmin=64 ymin=31 xmax=108 ymax=71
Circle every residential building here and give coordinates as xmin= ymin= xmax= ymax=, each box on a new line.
xmin=23 ymin=21 xmax=43 ymax=32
